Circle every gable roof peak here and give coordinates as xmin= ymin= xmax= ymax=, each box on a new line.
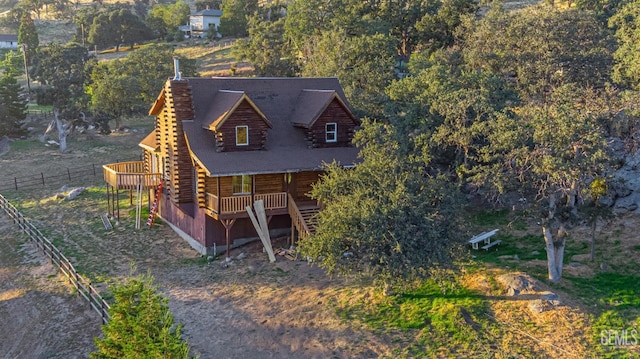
xmin=202 ymin=90 xmax=272 ymax=131
xmin=290 ymin=89 xmax=356 ymax=129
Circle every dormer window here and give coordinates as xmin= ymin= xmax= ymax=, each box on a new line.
xmin=236 ymin=125 xmax=248 ymax=146
xmin=325 ymin=123 xmax=337 ymax=143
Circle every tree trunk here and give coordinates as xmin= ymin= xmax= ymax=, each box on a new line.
xmin=543 ymin=193 xmax=565 ymax=283
xmin=555 ymin=226 xmax=566 ymax=279
xmin=590 ymin=220 xmax=596 ymax=262
xmin=54 ymin=108 xmax=67 ymax=153
xmin=567 ymin=181 xmax=579 ymax=216
xmin=543 ymin=225 xmax=561 ymax=282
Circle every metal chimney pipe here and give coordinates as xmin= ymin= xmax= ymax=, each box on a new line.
xmin=173 ymin=57 xmax=181 ymax=80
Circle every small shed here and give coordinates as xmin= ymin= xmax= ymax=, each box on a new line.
xmin=0 ymin=34 xmax=18 ymax=50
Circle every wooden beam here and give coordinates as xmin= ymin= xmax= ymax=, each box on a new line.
xmin=221 ymin=218 xmax=236 ymax=259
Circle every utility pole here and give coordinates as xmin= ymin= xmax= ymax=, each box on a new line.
xmin=21 ymin=43 xmax=31 ymax=93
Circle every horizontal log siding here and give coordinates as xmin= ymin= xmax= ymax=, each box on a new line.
xmin=219 ymin=176 xmax=233 ymax=197
xmin=255 ymin=174 xmax=283 ymax=194
xmin=205 ymin=176 xmax=218 ymax=195
xmin=307 ymin=99 xmax=356 ymax=148
xmin=196 ymin=165 xmax=206 ymax=207
xmin=295 ymin=171 xmax=322 ymax=201
xmin=215 ymin=102 xmax=269 ymax=152
xmin=159 ymin=80 xmax=196 ymax=204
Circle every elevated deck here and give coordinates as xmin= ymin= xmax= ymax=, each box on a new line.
xmin=103 ymin=161 xmax=162 ymax=190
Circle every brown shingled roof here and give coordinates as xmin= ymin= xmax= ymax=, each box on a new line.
xmin=291 ymin=89 xmax=356 ymax=128
xmin=202 ymin=90 xmax=272 ymax=131
xmin=149 ymin=77 xmax=360 ymax=177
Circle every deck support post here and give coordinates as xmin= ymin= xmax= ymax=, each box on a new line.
xmin=106 ymin=184 xmax=110 ymax=217
xmin=116 ymin=188 xmax=120 ymax=223
xmin=221 ymin=218 xmax=236 ymax=259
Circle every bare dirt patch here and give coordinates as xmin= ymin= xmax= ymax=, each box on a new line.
xmin=0 ymin=214 xmax=101 ymax=358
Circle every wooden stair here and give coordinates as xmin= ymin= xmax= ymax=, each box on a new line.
xmin=298 ymin=206 xmax=320 ymax=235
xmin=288 ymin=194 xmax=320 ymax=241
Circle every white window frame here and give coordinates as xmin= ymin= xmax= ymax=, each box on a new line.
xmin=232 ymin=175 xmax=252 ymax=195
xmin=236 ymin=125 xmax=249 ymax=146
xmin=325 ymin=122 xmax=337 ymax=143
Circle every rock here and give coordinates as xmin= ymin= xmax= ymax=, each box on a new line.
xmin=497 ymin=273 xmax=537 ymax=296
xmin=571 ymin=254 xmax=591 ymax=262
xmin=613 ymin=193 xmax=639 ymax=214
xmin=528 ymin=300 xmax=549 ymax=313
xmin=528 ymin=291 xmax=561 ymax=314
xmin=531 ymin=250 xmax=541 ymax=256
xmin=236 ymin=252 xmax=247 ymax=260
xmin=66 ymin=187 xmax=85 ymax=200
xmin=513 ymin=254 xmax=519 ymax=261
xmin=568 ymin=262 xmax=582 ymax=268
xmin=600 ymin=262 xmax=611 ymax=271
xmin=611 ymin=179 xmax=633 ymax=198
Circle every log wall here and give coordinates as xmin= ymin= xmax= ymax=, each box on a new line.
xmin=215 ymin=101 xmax=269 ymax=152
xmin=306 ymin=99 xmax=356 ymax=148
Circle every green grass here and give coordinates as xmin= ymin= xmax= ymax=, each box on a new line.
xmin=333 ymin=280 xmax=500 ymax=357
xmin=568 ymin=273 xmax=640 ymax=309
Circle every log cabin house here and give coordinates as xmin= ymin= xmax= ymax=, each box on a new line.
xmin=103 ymin=75 xmax=360 ymax=257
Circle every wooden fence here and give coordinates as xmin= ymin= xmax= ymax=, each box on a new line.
xmin=0 ymin=193 xmax=111 ymax=324
xmin=0 ymin=164 xmax=101 ymax=192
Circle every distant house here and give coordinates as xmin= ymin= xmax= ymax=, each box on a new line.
xmin=103 ymin=74 xmax=360 ymax=257
xmin=180 ymin=8 xmax=222 ymax=38
xmin=0 ymin=34 xmax=18 ymax=50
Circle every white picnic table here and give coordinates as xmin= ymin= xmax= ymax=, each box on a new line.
xmin=469 ymin=229 xmax=501 ymax=250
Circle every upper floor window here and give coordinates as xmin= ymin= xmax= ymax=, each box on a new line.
xmin=236 ymin=125 xmax=248 ymax=146
xmin=232 ymin=175 xmax=252 ymax=194
xmin=325 ymin=123 xmax=337 ymax=143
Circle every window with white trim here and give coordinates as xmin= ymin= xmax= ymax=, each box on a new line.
xmin=325 ymin=122 xmax=337 ymax=143
xmin=236 ymin=125 xmax=248 ymax=146
xmin=232 ymin=175 xmax=252 ymax=194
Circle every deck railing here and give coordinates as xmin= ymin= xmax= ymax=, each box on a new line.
xmin=288 ymin=193 xmax=312 ymax=239
xmin=205 ymin=192 xmax=287 ymax=214
xmin=103 ymin=161 xmax=162 ymax=189
xmin=255 ymin=192 xmax=287 ymax=210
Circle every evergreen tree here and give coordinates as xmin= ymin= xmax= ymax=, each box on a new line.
xmin=0 ymin=53 xmax=27 ymax=137
xmin=91 ymin=273 xmax=192 ymax=359
xmin=18 ymin=13 xmax=39 ymax=66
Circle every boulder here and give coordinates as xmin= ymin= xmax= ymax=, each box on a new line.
xmin=613 ymin=193 xmax=639 ymax=214
xmin=66 ymin=187 xmax=85 ymax=200
xmin=496 ymin=273 xmax=537 ymax=296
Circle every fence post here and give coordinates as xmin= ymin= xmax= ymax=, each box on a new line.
xmin=92 ymin=164 xmax=96 ymax=176
xmin=14 ymin=177 xmax=17 ymax=191
xmin=41 ymin=172 xmax=45 ymax=186
xmin=67 ymin=168 xmax=71 ymax=181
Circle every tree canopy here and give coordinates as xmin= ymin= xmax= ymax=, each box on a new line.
xmin=91 ymin=273 xmax=192 ymax=359
xmin=88 ymin=8 xmax=152 ymax=51
xmin=299 ymin=120 xmax=467 ymax=288
xmin=0 ymin=52 xmax=27 ymax=137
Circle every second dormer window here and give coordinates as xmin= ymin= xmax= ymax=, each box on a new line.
xmin=326 ymin=123 xmax=337 ymax=143
xmin=236 ymin=125 xmax=248 ymax=146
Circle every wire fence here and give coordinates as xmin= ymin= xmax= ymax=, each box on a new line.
xmin=0 ymin=164 xmax=99 ymax=192
xmin=0 ymin=193 xmax=111 ymax=324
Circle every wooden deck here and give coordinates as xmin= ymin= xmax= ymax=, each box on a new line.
xmin=103 ymin=161 xmax=162 ymax=190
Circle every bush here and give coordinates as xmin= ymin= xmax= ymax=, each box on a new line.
xmin=91 ymin=272 xmax=193 ymax=359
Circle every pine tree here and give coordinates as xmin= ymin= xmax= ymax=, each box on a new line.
xmin=0 ymin=54 xmax=27 ymax=137
xmin=91 ymin=273 xmax=193 ymax=359
xmin=18 ymin=14 xmax=39 ymax=66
